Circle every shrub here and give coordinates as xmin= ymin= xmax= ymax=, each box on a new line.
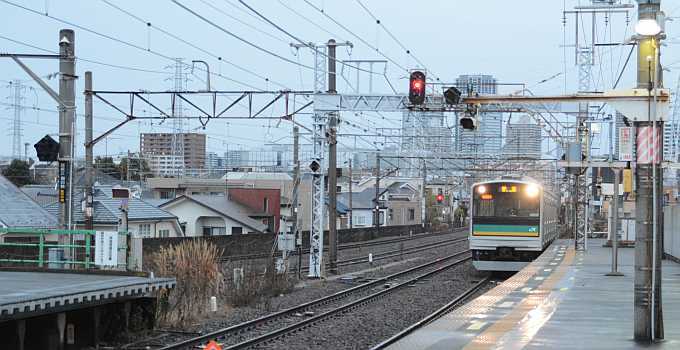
xmin=149 ymin=240 xmax=224 ymax=327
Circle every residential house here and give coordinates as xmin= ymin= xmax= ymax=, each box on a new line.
xmin=160 ymin=195 xmax=268 ymax=236
xmin=44 ymin=192 xmax=182 ymax=238
xmin=335 ymin=182 xmax=422 ymax=229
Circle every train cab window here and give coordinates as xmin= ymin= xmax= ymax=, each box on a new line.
xmin=473 ymin=183 xmax=540 ymax=218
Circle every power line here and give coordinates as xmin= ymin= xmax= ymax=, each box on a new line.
xmin=0 ymin=34 xmax=167 ymax=75
xmin=354 ymin=0 xmax=438 ymax=80
xmin=275 ymin=0 xmax=347 ymax=42
xmin=0 ymin=0 xmax=265 ymax=90
xmin=172 ymin=0 xmax=315 ymax=71
xmin=198 ymin=0 xmax=289 ymax=43
xmin=100 ymin=0 xmax=289 ymax=89
xmin=238 ymin=0 xmax=384 ymax=77
xmin=301 ymin=0 xmax=408 ymax=73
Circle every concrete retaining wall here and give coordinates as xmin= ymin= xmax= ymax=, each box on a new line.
xmin=143 ymin=224 xmax=432 ymax=260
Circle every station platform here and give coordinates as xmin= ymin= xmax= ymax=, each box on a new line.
xmin=0 ymin=270 xmax=175 ymax=320
xmin=387 ymin=239 xmax=680 ymax=349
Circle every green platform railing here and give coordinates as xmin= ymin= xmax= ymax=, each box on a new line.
xmin=0 ymin=228 xmax=128 ymax=269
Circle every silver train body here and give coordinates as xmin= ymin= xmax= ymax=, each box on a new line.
xmin=469 ymin=179 xmax=559 ymax=271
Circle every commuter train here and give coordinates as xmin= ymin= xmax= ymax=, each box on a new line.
xmin=469 ymin=177 xmax=559 ymax=271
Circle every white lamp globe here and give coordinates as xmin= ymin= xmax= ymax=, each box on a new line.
xmin=635 ymin=18 xmax=662 ymax=36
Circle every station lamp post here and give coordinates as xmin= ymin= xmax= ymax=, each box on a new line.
xmin=632 ymin=1 xmax=664 ymax=341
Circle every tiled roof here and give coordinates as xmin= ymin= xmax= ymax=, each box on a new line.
xmin=0 ymin=176 xmax=58 ymax=228
xmin=44 ymin=198 xmax=177 ymax=225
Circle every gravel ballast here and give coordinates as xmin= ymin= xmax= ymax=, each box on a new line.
xmin=114 ymin=230 xmax=476 ymax=348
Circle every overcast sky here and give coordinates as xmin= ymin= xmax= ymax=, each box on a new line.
xmin=1 ymin=0 xmax=679 ymax=160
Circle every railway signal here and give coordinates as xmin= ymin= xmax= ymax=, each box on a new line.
xmin=409 ymin=71 xmax=426 ymax=105
xmin=460 ymin=104 xmax=479 ymax=130
xmin=444 ymin=87 xmax=462 ymax=105
xmin=436 ymin=194 xmax=444 ymax=203
xmin=34 ymin=135 xmax=60 ymax=162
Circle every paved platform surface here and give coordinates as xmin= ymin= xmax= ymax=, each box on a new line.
xmin=388 ymin=239 xmax=680 ymax=349
xmin=0 ymin=271 xmax=175 ymax=320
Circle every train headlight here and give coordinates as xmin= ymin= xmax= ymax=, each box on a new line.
xmin=526 ymin=184 xmax=539 ymax=197
xmin=477 ymin=185 xmax=487 ymax=194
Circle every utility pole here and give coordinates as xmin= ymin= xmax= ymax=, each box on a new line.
xmin=634 ymin=0 xmax=664 ymax=341
xmin=348 ymin=158 xmax=353 ymax=229
xmin=292 ymin=126 xmax=302 ymax=279
xmin=58 ymin=29 xmax=75 ymax=234
xmin=327 ymin=39 xmax=339 ymax=274
xmin=374 ymin=154 xmax=380 ymax=228
xmin=84 ymin=71 xmax=94 ymax=231
xmin=291 ymin=39 xmax=352 ymax=278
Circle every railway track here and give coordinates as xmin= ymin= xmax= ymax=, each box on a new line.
xmin=298 ymin=235 xmax=468 ymax=274
xmin=370 ymin=276 xmax=491 ymax=350
xmin=220 ymin=228 xmax=467 ymax=262
xmin=158 ymin=250 xmax=471 ymax=349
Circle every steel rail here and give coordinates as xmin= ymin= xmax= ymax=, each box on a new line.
xmin=222 ymin=254 xmax=472 ymax=350
xmin=369 ymin=276 xmax=491 ymax=350
xmin=159 ymin=250 xmax=470 ymax=349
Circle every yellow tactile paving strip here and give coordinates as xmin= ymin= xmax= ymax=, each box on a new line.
xmin=462 ymin=246 xmax=575 ymax=350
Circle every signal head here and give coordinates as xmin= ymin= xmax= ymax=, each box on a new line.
xmin=409 ymin=71 xmax=426 ymax=105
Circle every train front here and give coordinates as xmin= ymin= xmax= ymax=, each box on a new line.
xmin=469 ymin=180 xmax=543 ymax=271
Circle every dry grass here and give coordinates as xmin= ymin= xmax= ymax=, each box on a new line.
xmin=149 ymin=240 xmax=224 ymax=327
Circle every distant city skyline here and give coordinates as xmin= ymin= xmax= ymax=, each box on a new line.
xmin=0 ymin=1 xmax=677 ymax=162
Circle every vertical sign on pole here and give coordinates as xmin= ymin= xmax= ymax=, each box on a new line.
xmin=619 ymin=127 xmax=634 ymax=161
xmin=94 ymin=231 xmax=118 ymax=267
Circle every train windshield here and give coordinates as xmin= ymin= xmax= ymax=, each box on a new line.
xmin=473 ymin=183 xmax=540 ymax=218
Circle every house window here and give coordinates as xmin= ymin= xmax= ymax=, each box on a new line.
xmin=139 ymin=224 xmax=151 ymax=238
xmin=202 ymin=226 xmax=226 ymax=236
xmin=408 ymin=209 xmax=415 ymax=221
xmin=263 ymin=197 xmax=269 ymax=212
xmin=159 ymin=190 xmax=174 ymax=199
xmin=355 ymin=215 xmax=365 ymax=225
xmin=158 ymin=229 xmax=170 ymax=238
xmin=232 ymin=227 xmax=243 ymax=235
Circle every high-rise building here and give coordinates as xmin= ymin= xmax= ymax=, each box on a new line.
xmin=400 ymin=110 xmax=454 ymax=176
xmin=140 ymin=133 xmax=206 ymax=175
xmin=455 ymin=75 xmax=502 ymax=155
xmin=503 ymin=115 xmax=542 ymax=159
xmin=401 ymin=111 xmax=453 ymax=155
xmin=663 ymin=120 xmax=679 ymax=162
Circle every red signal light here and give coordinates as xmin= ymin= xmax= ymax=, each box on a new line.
xmin=409 ymin=71 xmax=426 ymax=105
xmin=436 ymin=194 xmax=444 ymax=203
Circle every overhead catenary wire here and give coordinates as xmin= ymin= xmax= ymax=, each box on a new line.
xmin=301 ymin=0 xmax=408 ymax=74
xmin=276 ymin=0 xmax=347 ymax=42
xmin=0 ymin=34 xmax=167 ymax=75
xmin=353 ymin=0 xmax=438 ymax=80
xmin=99 ymin=0 xmax=285 ymax=89
xmin=171 ymin=0 xmax=315 ymax=71
xmin=237 ymin=0 xmax=385 ymax=77
xmin=200 ymin=0 xmax=289 ymax=44
xmin=0 ymin=0 xmax=266 ymax=90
